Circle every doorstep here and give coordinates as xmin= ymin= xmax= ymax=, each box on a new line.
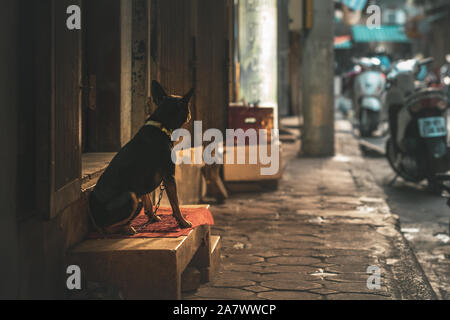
xmin=67 ymin=205 xmax=221 ymax=300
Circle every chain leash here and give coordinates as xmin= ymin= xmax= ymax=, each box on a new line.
xmin=153 ymin=183 xmax=165 ymax=216
xmin=135 ymin=183 xmax=165 ymax=232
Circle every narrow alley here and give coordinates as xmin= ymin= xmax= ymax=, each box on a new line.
xmin=1 ymin=0 xmax=450 ymax=305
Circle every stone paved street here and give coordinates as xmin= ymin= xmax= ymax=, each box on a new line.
xmin=183 ymin=121 xmax=436 ymax=300
xmin=365 ymin=138 xmax=450 ymax=300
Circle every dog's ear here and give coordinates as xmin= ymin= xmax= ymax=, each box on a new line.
xmin=151 ymin=80 xmax=167 ymax=105
xmin=182 ymin=88 xmax=194 ymax=103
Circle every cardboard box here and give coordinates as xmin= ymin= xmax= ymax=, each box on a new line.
xmin=223 ymin=143 xmax=283 ymax=182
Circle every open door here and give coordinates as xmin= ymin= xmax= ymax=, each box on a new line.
xmin=81 ymin=0 xmax=125 ymax=153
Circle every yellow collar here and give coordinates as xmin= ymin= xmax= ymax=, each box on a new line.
xmin=145 ymin=120 xmax=172 ymax=137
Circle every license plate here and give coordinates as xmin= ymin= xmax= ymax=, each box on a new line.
xmin=418 ymin=117 xmax=447 ymax=138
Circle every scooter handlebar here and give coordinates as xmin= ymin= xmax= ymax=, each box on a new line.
xmin=419 ymin=57 xmax=434 ymax=66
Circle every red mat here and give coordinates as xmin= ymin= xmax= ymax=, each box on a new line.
xmin=89 ymin=207 xmax=214 ymax=239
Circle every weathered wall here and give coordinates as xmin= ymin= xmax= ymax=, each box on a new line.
xmin=150 ymin=0 xmax=231 ymax=134
xmin=195 ymin=0 xmax=230 ymax=132
xmin=289 ymin=31 xmax=303 ymax=117
xmin=0 ymin=0 xmax=91 ymax=299
xmin=148 ymin=0 xmax=231 ymax=205
xmin=0 ymin=0 xmax=232 ymax=299
xmin=120 ymin=0 xmax=133 ymax=146
xmin=131 ymin=0 xmax=149 ymax=137
xmin=17 ymin=195 xmax=89 ymax=299
xmin=287 ymin=2 xmax=304 ymax=118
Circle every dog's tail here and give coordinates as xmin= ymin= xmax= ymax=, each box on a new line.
xmin=94 ymin=192 xmax=141 ymax=228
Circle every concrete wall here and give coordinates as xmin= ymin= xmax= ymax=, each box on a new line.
xmin=301 ymin=0 xmax=335 ymax=156
xmin=278 ymin=0 xmax=290 ymax=117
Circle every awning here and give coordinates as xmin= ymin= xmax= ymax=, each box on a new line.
xmin=352 ymin=25 xmax=410 ymax=43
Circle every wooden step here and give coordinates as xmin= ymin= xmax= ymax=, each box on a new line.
xmin=67 ymin=207 xmax=220 ymax=300
xmin=181 ymin=236 xmax=222 ymax=293
xmin=209 ymin=235 xmax=222 ymax=281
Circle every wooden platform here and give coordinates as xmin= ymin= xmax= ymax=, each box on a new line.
xmin=67 ymin=207 xmax=221 ymax=300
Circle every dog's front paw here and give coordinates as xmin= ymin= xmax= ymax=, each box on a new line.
xmin=143 ymin=213 xmax=162 ymax=227
xmin=173 ymin=215 xmax=192 ymax=229
xmin=123 ymin=226 xmax=137 ymax=235
xmin=179 ymin=219 xmax=192 ymax=229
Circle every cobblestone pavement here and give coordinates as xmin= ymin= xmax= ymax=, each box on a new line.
xmin=183 ymin=121 xmax=436 ymax=300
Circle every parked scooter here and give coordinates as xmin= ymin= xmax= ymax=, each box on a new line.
xmin=385 ymin=57 xmax=449 ymax=190
xmin=352 ymin=57 xmax=386 ymax=137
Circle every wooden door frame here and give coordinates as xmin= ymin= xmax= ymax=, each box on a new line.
xmin=36 ymin=0 xmax=82 ymax=220
xmin=52 ymin=0 xmax=83 ymax=218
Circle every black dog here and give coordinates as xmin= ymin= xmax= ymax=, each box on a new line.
xmin=89 ymin=81 xmax=194 ymax=235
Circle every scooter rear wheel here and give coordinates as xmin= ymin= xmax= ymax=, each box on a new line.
xmin=385 ymin=138 xmax=424 ymax=183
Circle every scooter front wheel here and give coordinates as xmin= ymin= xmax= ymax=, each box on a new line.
xmin=360 ymin=109 xmax=380 ymax=137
